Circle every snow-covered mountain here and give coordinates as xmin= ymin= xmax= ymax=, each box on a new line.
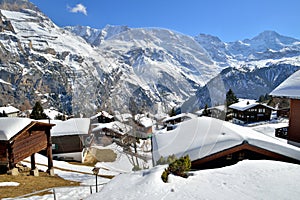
xmin=64 ymin=25 xmax=130 ymax=46
xmin=1 ymin=0 xmax=300 ymax=115
xmin=0 ymin=7 xmax=110 ymax=115
xmin=0 ymin=1 xmax=220 ymax=116
xmin=182 ymin=63 xmax=300 ymax=111
xmin=182 ymin=31 xmax=300 ymax=111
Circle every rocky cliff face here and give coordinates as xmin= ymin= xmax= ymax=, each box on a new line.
xmin=0 ymin=0 xmax=39 ymax=12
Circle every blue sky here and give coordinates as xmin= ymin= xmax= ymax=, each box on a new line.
xmin=30 ymin=0 xmax=300 ymax=42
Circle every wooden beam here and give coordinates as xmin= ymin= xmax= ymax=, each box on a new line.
xmin=46 ymin=129 xmax=54 ymax=175
xmin=31 ymin=153 xmax=35 ymax=170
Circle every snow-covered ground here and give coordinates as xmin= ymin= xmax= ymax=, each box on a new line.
xmin=87 ymin=160 xmax=300 ymax=200
xmin=3 ymin=141 xmax=152 ymax=200
xmin=3 ymin=119 xmax=300 ymax=200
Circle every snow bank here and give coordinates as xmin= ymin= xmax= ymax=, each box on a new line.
xmin=87 ymin=160 xmax=300 ymax=200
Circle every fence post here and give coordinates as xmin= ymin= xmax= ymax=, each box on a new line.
xmin=53 ymin=188 xmax=56 ymax=200
xmin=90 ymin=185 xmax=93 ymax=194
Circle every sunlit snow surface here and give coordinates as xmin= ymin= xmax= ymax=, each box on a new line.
xmin=270 ymin=69 xmax=300 ymax=99
xmin=87 ymin=160 xmax=300 ymax=200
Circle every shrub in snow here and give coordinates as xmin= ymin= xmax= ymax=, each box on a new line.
xmin=161 ymin=169 xmax=169 ymax=183
xmin=161 ymin=155 xmax=191 ymax=183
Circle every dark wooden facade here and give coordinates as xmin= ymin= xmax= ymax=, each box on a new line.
xmin=98 ymin=115 xmax=114 ymax=123
xmin=288 ymin=99 xmax=300 ymax=146
xmin=207 ymin=108 xmax=226 ymax=120
xmin=52 ymin=135 xmax=87 ymax=154
xmin=232 ymin=104 xmax=273 ymax=123
xmin=192 ymin=142 xmax=300 ymax=170
xmin=0 ymin=121 xmax=54 ymax=174
xmin=277 ymin=108 xmax=290 ymax=118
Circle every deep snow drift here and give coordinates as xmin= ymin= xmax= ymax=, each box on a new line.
xmin=87 ymin=160 xmax=300 ymax=200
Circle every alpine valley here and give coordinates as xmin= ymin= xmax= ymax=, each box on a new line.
xmin=1 ymin=0 xmax=300 ymax=116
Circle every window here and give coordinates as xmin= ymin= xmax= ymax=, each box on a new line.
xmin=52 ymin=144 xmax=58 ymax=150
xmin=238 ymin=152 xmax=245 ymax=160
xmin=226 ymin=154 xmax=233 ymax=160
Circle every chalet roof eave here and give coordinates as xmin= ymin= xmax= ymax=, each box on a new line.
xmin=230 ymin=103 xmax=275 ymax=112
xmin=10 ymin=121 xmax=55 ymax=142
xmin=270 ymin=94 xmax=300 ymax=100
xmin=191 ymin=142 xmax=300 ymax=167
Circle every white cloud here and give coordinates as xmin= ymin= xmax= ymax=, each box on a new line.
xmin=68 ymin=3 xmax=87 ymax=16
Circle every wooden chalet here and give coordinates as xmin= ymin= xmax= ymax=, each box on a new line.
xmin=208 ymin=105 xmax=226 ymax=120
xmin=192 ymin=140 xmax=300 ymax=169
xmin=90 ymin=111 xmax=115 ymax=124
xmin=270 ymin=69 xmax=300 ymax=147
xmin=0 ymin=118 xmax=54 ymax=175
xmin=92 ymin=121 xmax=132 ymax=144
xmin=133 ymin=114 xmax=154 ymax=139
xmin=229 ymin=99 xmax=274 ymax=124
xmin=47 ymin=118 xmax=91 ymax=162
xmin=276 ymin=107 xmax=290 ymax=118
xmin=152 ymin=117 xmax=300 ymax=170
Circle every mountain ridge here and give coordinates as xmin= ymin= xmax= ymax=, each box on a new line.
xmin=0 ymin=3 xmax=300 ymax=115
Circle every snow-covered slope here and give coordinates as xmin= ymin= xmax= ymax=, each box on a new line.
xmin=0 ymin=7 xmax=112 ymax=115
xmin=87 ymin=160 xmax=300 ymax=200
xmin=64 ymin=25 xmax=130 ymax=46
xmin=67 ymin=26 xmax=223 ymax=113
xmin=196 ymin=30 xmax=300 ymax=63
xmin=228 ymin=31 xmax=300 ymax=61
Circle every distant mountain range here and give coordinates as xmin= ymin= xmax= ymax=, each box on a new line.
xmin=0 ymin=0 xmax=299 ymax=116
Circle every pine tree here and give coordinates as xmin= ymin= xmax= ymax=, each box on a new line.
xmin=225 ymin=89 xmax=239 ymax=108
xmin=202 ymin=104 xmax=210 ymax=116
xmin=169 ymin=107 xmax=177 ymax=117
xmin=30 ymin=101 xmax=48 ymax=120
xmin=0 ymin=110 xmax=8 ymax=117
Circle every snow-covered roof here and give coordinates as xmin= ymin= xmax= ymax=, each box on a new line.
xmin=90 ymin=111 xmax=114 ymax=120
xmin=44 ymin=108 xmax=65 ymax=120
xmin=46 ymin=118 xmax=90 ymax=137
xmin=229 ymin=99 xmax=258 ymax=111
xmin=0 ymin=118 xmax=32 ymax=140
xmin=229 ymin=99 xmax=274 ymax=111
xmin=209 ymin=105 xmax=226 ymax=111
xmin=152 ymin=117 xmax=300 ymax=164
xmin=162 ymin=113 xmax=197 ymax=123
xmin=92 ymin=121 xmax=131 ymax=135
xmin=114 ymin=113 xmax=132 ymax=122
xmin=134 ymin=114 xmax=153 ymax=128
xmin=0 ymin=105 xmax=19 ymax=114
xmin=195 ymin=109 xmax=204 ymax=116
xmin=270 ymin=69 xmax=300 ymax=99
